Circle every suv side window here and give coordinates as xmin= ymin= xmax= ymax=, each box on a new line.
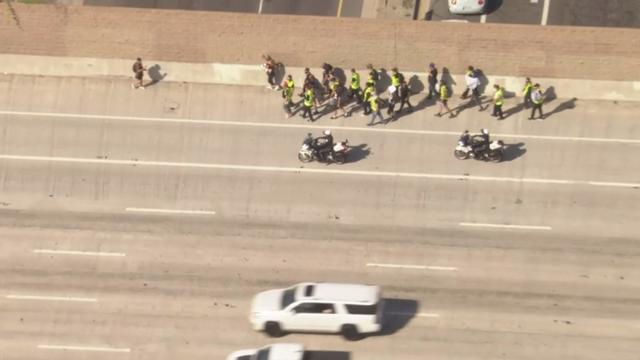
xmin=293 ymin=302 xmax=335 ymax=314
xmin=345 ymin=303 xmax=377 ymax=315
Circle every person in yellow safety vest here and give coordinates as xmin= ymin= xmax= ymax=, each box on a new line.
xmin=522 ymin=77 xmax=533 ymax=108
xmin=282 ymin=75 xmax=295 ymax=119
xmin=366 ymin=63 xmax=379 ymax=88
xmin=367 ymin=95 xmax=383 ymax=126
xmin=435 ymin=81 xmax=454 ymax=118
xmin=361 ymin=83 xmax=375 ymax=116
xmin=301 ymin=85 xmax=315 ymax=122
xmin=529 ymin=83 xmax=545 ymax=120
xmin=491 ymin=84 xmax=505 ymax=120
xmin=348 ymin=68 xmax=362 ymax=103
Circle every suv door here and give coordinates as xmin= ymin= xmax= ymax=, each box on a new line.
xmin=286 ymin=302 xmax=337 ymax=332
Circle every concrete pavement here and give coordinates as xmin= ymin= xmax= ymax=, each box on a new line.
xmin=0 ymin=74 xmax=639 ymax=359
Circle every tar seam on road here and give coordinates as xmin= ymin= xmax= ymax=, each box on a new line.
xmin=125 ymin=207 xmax=216 ymax=215
xmin=37 ymin=345 xmax=130 ymax=353
xmin=1 ymin=110 xmax=639 ymax=144
xmin=6 ymin=295 xmax=98 ymax=302
xmin=1 ymin=154 xmax=639 ymax=189
xmin=33 ymin=249 xmax=126 ymax=257
xmin=459 ymin=222 xmax=552 ymax=230
xmin=366 ymin=263 xmax=458 ymax=271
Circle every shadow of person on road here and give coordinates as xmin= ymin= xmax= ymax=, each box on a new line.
xmin=502 ymin=142 xmax=527 ymax=162
xmin=453 ymin=95 xmax=488 ymax=116
xmin=345 ymin=143 xmax=370 ymax=163
xmin=545 ymin=97 xmax=578 ymax=119
xmin=408 ymin=74 xmax=425 ymax=94
xmin=475 ymin=69 xmax=490 ymax=96
xmin=377 ymin=298 xmax=418 ymax=336
xmin=376 ymin=68 xmax=392 ymax=95
xmin=145 ymin=64 xmax=167 ymax=87
xmin=502 ymin=101 xmax=526 ymax=119
xmin=440 ymin=67 xmax=456 ymax=95
xmin=544 ymin=85 xmax=558 ymax=104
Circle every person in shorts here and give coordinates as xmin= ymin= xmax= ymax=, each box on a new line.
xmin=131 ymin=58 xmax=146 ymax=89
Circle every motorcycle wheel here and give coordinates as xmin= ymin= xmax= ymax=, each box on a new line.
xmin=334 ymin=153 xmax=347 ymax=164
xmin=298 ymin=152 xmax=313 ymax=163
xmin=490 ymin=150 xmax=503 ymax=163
xmin=454 ymin=150 xmax=469 ymax=160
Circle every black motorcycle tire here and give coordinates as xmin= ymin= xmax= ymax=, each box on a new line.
xmin=333 ymin=152 xmax=347 ymax=164
xmin=490 ymin=150 xmax=503 ymax=163
xmin=298 ymin=152 xmax=313 ymax=163
xmin=454 ymin=150 xmax=469 ymax=160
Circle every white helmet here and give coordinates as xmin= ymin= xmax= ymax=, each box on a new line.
xmin=323 ymin=129 xmax=331 ymax=136
xmin=481 ymin=128 xmax=489 ymax=135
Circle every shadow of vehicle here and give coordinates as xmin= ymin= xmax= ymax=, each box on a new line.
xmin=502 ymin=142 xmax=527 ymax=162
xmin=377 ymin=298 xmax=419 ymax=336
xmin=304 ymin=351 xmax=350 ymax=360
xmin=486 ymin=0 xmax=504 ymax=14
xmin=346 ymin=143 xmax=370 ymax=163
xmin=145 ymin=64 xmax=167 ymax=87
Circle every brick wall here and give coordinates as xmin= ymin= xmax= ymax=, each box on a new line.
xmin=0 ymin=4 xmax=638 ymax=81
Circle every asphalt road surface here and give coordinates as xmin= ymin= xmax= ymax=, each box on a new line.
xmin=428 ymin=0 xmax=640 ymax=27
xmin=0 ymin=74 xmax=639 ymax=359
xmin=83 ymin=0 xmax=365 ymax=17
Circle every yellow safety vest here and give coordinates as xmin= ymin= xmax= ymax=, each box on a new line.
xmin=522 ymin=81 xmax=532 ymax=95
xmin=363 ymin=86 xmax=374 ymax=101
xmin=286 ymin=79 xmax=295 ymax=89
xmin=439 ymin=84 xmax=448 ymax=100
xmin=304 ymin=89 xmax=314 ymax=107
xmin=369 ymin=97 xmax=378 ymax=111
xmin=494 ymin=88 xmax=504 ymax=106
xmin=391 ymin=74 xmax=401 ymax=87
xmin=350 ymin=72 xmax=360 ymax=90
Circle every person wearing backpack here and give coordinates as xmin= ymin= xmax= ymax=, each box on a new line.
xmin=131 ymin=58 xmax=146 ymax=90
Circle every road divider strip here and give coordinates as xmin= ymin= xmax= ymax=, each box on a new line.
xmin=459 ymin=222 xmax=552 ymax=230
xmin=33 ymin=249 xmax=126 ymax=257
xmin=6 ymin=295 xmax=97 ymax=302
xmin=37 ymin=344 xmax=130 ymax=352
xmin=367 ymin=263 xmax=458 ymax=271
xmin=1 ymin=110 xmax=639 ymax=144
xmin=1 ymin=154 xmax=639 ymax=189
xmin=125 ymin=207 xmax=216 ymax=215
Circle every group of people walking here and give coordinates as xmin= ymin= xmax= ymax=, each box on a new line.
xmin=261 ymin=55 xmax=547 ymax=123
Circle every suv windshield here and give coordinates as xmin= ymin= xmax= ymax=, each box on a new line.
xmin=252 ymin=348 xmax=270 ymax=360
xmin=281 ymin=287 xmax=296 ymax=309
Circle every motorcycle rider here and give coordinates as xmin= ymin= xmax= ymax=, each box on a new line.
xmin=472 ymin=128 xmax=490 ymax=158
xmin=313 ymin=129 xmax=334 ymax=161
xmin=459 ymin=130 xmax=471 ymax=146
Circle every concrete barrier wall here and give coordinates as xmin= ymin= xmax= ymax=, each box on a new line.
xmin=2 ymin=54 xmax=639 ymax=102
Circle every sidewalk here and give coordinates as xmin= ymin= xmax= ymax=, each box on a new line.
xmin=1 ymin=54 xmax=639 ymax=102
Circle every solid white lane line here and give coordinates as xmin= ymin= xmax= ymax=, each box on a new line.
xmin=541 ymin=0 xmax=551 ymax=25
xmin=1 ymin=110 xmax=639 ymax=144
xmin=33 ymin=249 xmax=126 ymax=257
xmin=258 ymin=0 xmax=264 ymax=14
xmin=1 ymin=154 xmax=638 ymax=189
xmin=38 ymin=345 xmax=130 ymax=353
xmin=366 ymin=263 xmax=458 ymax=271
xmin=588 ymin=181 xmax=640 ymax=188
xmin=480 ymin=14 xmax=487 ymax=23
xmin=125 ymin=207 xmax=216 ymax=215
xmin=459 ymin=222 xmax=552 ymax=230
xmin=6 ymin=295 xmax=97 ymax=302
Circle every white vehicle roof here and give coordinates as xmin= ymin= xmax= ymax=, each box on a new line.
xmin=295 ymin=282 xmax=379 ymax=304
xmin=268 ymin=343 xmax=305 ymax=360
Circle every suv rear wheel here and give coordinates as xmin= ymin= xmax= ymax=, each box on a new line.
xmin=265 ymin=321 xmax=284 ymax=337
xmin=341 ymin=324 xmax=361 ymax=341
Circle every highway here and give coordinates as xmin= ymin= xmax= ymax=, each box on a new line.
xmin=1 ymin=74 xmax=639 ymax=359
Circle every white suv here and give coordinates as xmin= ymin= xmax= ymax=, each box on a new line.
xmin=250 ymin=282 xmax=382 ymax=340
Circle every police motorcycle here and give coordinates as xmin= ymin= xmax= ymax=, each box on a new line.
xmin=298 ymin=131 xmax=350 ymax=164
xmin=454 ymin=129 xmax=504 ymax=163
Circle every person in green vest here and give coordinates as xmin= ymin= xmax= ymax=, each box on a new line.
xmin=360 ymin=82 xmax=375 ymax=116
xmin=434 ymin=81 xmax=454 ymax=118
xmin=367 ymin=95 xmax=383 ymax=126
xmin=282 ymin=75 xmax=295 ymax=119
xmin=522 ymin=77 xmax=533 ymax=108
xmin=366 ymin=63 xmax=379 ymax=89
xmin=348 ymin=68 xmax=362 ymax=103
xmin=301 ymin=85 xmax=315 ymax=122
xmin=491 ymin=84 xmax=505 ymax=120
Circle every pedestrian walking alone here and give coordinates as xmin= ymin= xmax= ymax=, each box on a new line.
xmin=435 ymin=81 xmax=453 ymax=118
xmin=301 ymin=85 xmax=316 ymax=122
xmin=522 ymin=77 xmax=533 ymax=108
xmin=529 ymin=83 xmax=545 ymax=120
xmin=282 ymin=75 xmax=295 ymax=118
xmin=460 ymin=66 xmax=477 ymax=99
xmin=491 ymin=84 xmax=505 ymax=119
xmin=131 ymin=58 xmax=146 ymax=89
xmin=368 ymin=95 xmax=383 ymax=126
xmin=261 ymin=54 xmax=280 ymax=90
xmin=427 ymin=63 xmax=438 ymax=99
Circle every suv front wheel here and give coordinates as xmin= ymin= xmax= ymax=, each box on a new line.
xmin=341 ymin=324 xmax=361 ymax=341
xmin=264 ymin=321 xmax=284 ymax=337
